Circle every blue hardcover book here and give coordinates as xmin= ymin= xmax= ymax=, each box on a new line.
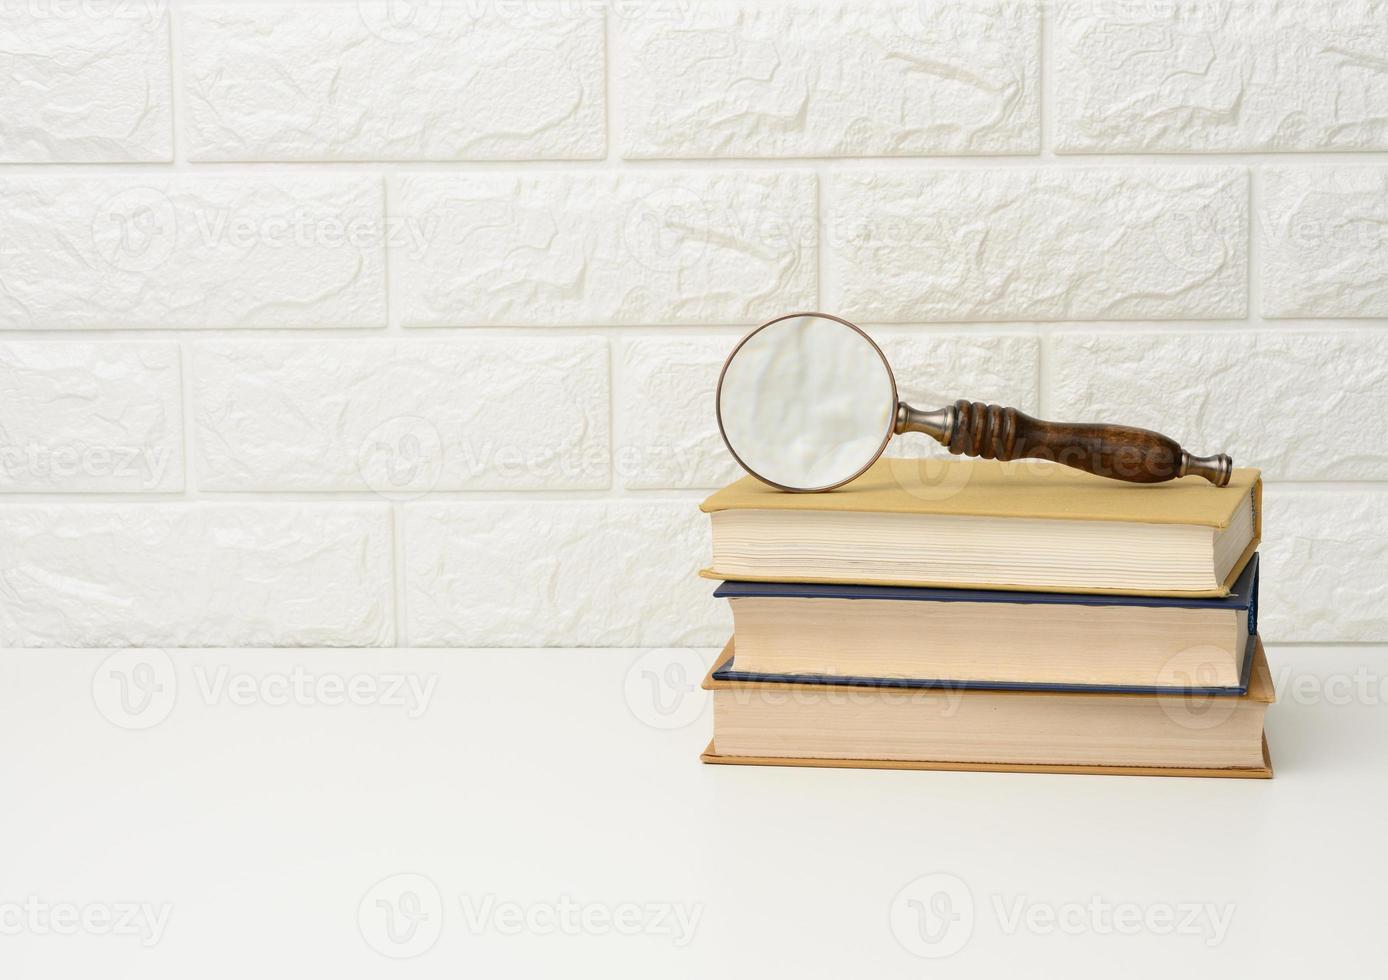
xmin=712 ymin=555 xmax=1259 ymax=695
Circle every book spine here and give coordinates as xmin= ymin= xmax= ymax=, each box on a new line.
xmin=1248 ymin=558 xmax=1259 ymax=636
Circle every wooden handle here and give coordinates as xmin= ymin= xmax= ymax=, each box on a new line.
xmin=903 ymin=400 xmax=1232 ymax=486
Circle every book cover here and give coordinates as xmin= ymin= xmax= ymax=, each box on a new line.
xmin=714 ymin=553 xmax=1260 ymax=620
xmin=699 ymin=456 xmax=1262 ymax=596
xmin=700 ymin=456 xmax=1261 ymax=526
xmin=711 ymin=556 xmax=1260 ymax=694
xmin=699 ymin=737 xmax=1273 ymax=780
xmin=700 ymin=638 xmax=1275 ymax=779
xmin=711 ymin=641 xmax=1256 ymax=696
xmin=703 ymin=635 xmax=1275 ymax=701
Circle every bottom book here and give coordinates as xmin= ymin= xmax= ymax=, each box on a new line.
xmin=701 ymin=637 xmax=1275 ymax=779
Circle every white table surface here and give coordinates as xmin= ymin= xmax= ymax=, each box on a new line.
xmin=1 ymin=643 xmax=1383 ymax=978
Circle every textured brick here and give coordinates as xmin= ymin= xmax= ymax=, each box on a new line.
xmin=1262 ymin=168 xmax=1388 ymax=318
xmin=0 ymin=176 xmax=386 ymax=329
xmin=0 ymin=505 xmax=393 ymax=646
xmin=182 ymin=3 xmax=604 ymax=160
xmin=881 ymin=333 xmax=1041 ymax=431
xmin=828 ymin=168 xmax=1247 ymax=321
xmin=618 ymin=332 xmax=1039 ymax=488
xmin=392 ymin=172 xmax=816 ymax=325
xmin=1051 ymin=330 xmax=1388 ymax=481
xmin=618 ymin=0 xmax=1038 ymax=158
xmin=404 ymin=502 xmax=727 ymax=646
xmin=0 ymin=3 xmax=172 ymax=161
xmin=0 ymin=342 xmax=182 ymax=492
xmin=194 ymin=339 xmax=608 ymax=492
xmin=617 ymin=338 xmax=742 ymax=490
xmin=1261 ymin=491 xmax=1388 ymax=642
xmin=1057 ymin=0 xmax=1388 ymax=152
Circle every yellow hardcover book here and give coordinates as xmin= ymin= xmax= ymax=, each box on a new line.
xmin=700 ymin=457 xmax=1261 ymax=597
xmin=701 ymin=638 xmax=1275 ymax=778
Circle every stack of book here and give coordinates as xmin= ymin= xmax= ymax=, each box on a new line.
xmin=698 ymin=457 xmax=1273 ymax=778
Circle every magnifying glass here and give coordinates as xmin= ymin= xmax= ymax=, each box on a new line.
xmin=716 ymin=312 xmax=1232 ymax=492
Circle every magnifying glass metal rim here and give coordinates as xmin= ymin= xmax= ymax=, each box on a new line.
xmin=718 ymin=312 xmax=1238 ymax=490
xmin=715 ymin=310 xmax=899 ymax=494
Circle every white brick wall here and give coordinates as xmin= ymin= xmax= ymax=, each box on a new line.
xmin=0 ymin=503 xmax=393 ymax=647
xmin=0 ymin=175 xmax=387 ymax=328
xmin=404 ymin=501 xmax=719 ymax=646
xmin=616 ymin=2 xmax=1040 ymax=157
xmin=182 ymin=4 xmax=606 ymax=161
xmin=828 ymin=167 xmax=1248 ymax=321
xmin=391 ymin=171 xmax=817 ymax=324
xmin=0 ymin=0 xmax=1384 ymax=647
xmin=192 ymin=339 xmax=610 ymax=491
xmin=0 ymin=5 xmax=173 ymax=161
xmin=1055 ymin=0 xmax=1388 ymax=153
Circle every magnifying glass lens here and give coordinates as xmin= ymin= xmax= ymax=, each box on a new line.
xmin=718 ymin=314 xmax=896 ymax=491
